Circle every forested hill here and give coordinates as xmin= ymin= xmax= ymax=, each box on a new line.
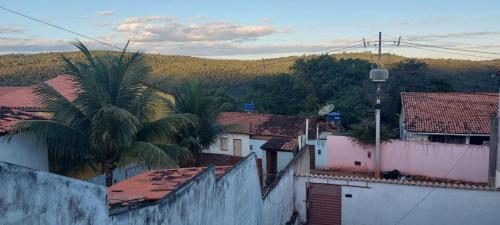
xmin=0 ymin=51 xmax=499 ymax=86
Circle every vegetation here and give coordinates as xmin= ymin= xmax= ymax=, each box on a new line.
xmin=173 ymin=80 xmax=232 ymax=157
xmin=10 ymin=42 xmax=196 ymax=186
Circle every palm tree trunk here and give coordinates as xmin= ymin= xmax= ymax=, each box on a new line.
xmin=102 ymin=162 xmax=114 ymax=187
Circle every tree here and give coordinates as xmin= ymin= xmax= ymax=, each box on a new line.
xmin=10 ymin=41 xmax=196 ymax=186
xmin=173 ymin=80 xmax=230 ymax=157
xmin=350 ymin=119 xmax=394 ymax=146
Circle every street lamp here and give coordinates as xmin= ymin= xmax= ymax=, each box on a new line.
xmin=370 ymin=68 xmax=389 ymax=178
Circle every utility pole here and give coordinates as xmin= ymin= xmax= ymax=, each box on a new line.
xmin=370 ymin=32 xmax=388 ymax=178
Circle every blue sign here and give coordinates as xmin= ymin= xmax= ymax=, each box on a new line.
xmin=244 ymin=103 xmax=254 ymax=111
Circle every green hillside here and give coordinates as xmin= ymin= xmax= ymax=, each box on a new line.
xmin=1 ymin=51 xmax=499 ymax=87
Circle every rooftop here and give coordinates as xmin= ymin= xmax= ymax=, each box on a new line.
xmin=108 ymin=166 xmax=232 ymax=208
xmin=261 ymin=137 xmax=299 ymax=152
xmin=401 ymin=92 xmax=498 ymax=135
xmin=0 ymin=108 xmax=46 ymax=134
xmin=0 ymin=75 xmax=78 ymax=110
xmin=217 ymin=112 xmax=314 ymax=138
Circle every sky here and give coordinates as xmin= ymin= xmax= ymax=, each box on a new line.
xmin=0 ymin=0 xmax=499 ymax=60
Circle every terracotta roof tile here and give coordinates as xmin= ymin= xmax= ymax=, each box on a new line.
xmin=107 ymin=166 xmax=232 ymax=208
xmin=261 ymin=137 xmax=299 ymax=152
xmin=0 ymin=108 xmax=46 ymax=134
xmin=401 ymin=92 xmax=498 ymax=134
xmin=0 ymin=75 xmax=78 ymax=109
xmin=217 ymin=112 xmax=309 ymax=137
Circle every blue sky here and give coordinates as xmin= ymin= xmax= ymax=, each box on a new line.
xmin=1 ymin=0 xmax=499 ymax=59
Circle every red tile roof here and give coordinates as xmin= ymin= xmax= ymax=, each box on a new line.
xmin=0 ymin=75 xmax=78 ymax=109
xmin=0 ymin=108 xmax=46 ymax=134
xmin=217 ymin=112 xmax=309 ymax=137
xmin=107 ymin=166 xmax=232 ymax=208
xmin=401 ymin=92 xmax=498 ymax=134
xmin=261 ymin=137 xmax=299 ymax=152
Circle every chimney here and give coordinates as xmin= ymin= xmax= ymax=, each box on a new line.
xmin=305 ymin=119 xmax=309 ymax=142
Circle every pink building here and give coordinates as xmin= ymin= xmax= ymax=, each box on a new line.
xmin=320 ymin=135 xmax=489 ymax=183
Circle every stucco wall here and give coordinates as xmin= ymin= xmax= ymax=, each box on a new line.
xmin=109 ymin=154 xmax=264 ymax=225
xmin=324 ymin=135 xmax=489 ymax=183
xmin=277 ymin=151 xmax=294 ymax=172
xmin=0 ymin=161 xmax=109 ymax=225
xmin=262 ymin=162 xmax=295 ymax=225
xmin=0 ymin=135 xmax=48 ymax=171
xmin=207 ymin=133 xmax=251 ymax=157
xmin=295 ymin=176 xmax=500 ymax=225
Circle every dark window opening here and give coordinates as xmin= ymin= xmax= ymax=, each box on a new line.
xmin=354 ymin=161 xmax=361 ymax=166
xmin=470 ymin=136 xmax=489 ymax=145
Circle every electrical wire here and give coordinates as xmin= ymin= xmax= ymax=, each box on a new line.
xmin=0 ymin=5 xmax=124 ymax=50
xmin=401 ymin=41 xmax=500 ymax=56
xmin=399 ymin=44 xmax=497 ymax=59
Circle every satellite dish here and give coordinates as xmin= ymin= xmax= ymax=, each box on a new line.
xmin=318 ymin=104 xmax=335 ymax=116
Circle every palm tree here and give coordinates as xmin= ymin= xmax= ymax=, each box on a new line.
xmin=173 ymin=80 xmax=231 ymax=157
xmin=10 ymin=41 xmax=196 ymax=186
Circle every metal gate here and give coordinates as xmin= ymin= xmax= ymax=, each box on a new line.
xmin=308 ymin=183 xmax=341 ymax=225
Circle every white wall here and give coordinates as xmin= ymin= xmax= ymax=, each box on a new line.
xmin=313 ymin=139 xmax=327 ymax=168
xmin=295 ymin=176 xmax=500 ymax=225
xmin=262 ymin=161 xmax=295 ymax=225
xmin=277 ymin=151 xmax=294 ymax=172
xmin=0 ymin=161 xmax=109 ymax=225
xmin=206 ymin=133 xmax=250 ymax=157
xmin=0 ymin=135 xmax=48 ymax=171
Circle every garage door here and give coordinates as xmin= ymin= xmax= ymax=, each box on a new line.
xmin=308 ymin=183 xmax=341 ymax=225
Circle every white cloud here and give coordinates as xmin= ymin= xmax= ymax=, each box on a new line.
xmin=97 ymin=11 xmax=114 ymax=16
xmin=116 ymin=16 xmax=280 ymax=42
xmin=0 ymin=27 xmax=24 ymax=34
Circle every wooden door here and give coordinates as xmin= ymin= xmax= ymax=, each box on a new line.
xmin=233 ymin=139 xmax=242 ymax=156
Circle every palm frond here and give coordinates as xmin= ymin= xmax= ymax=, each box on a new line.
xmin=33 ymin=83 xmax=88 ymax=130
xmin=90 ymin=106 xmax=140 ymax=150
xmin=9 ymin=120 xmax=89 ymax=161
xmin=136 ymin=113 xmax=198 ymax=144
xmin=118 ymin=142 xmax=178 ymax=169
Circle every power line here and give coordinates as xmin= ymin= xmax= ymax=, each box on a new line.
xmin=0 ymin=5 xmax=124 ymax=50
xmin=400 ymin=44 xmax=497 ymax=59
xmin=401 ymin=41 xmax=500 ymax=56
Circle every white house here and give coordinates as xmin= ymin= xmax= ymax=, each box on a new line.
xmin=206 ymin=112 xmax=315 ymax=181
xmin=0 ymin=108 xmax=49 ymax=171
xmin=400 ymin=92 xmax=497 ymax=145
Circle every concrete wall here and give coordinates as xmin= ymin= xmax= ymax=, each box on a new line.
xmin=312 ymin=139 xmax=327 ymax=169
xmin=207 ymin=133 xmax=251 ymax=157
xmin=109 ymin=154 xmax=265 ymax=225
xmin=324 ymin=135 xmax=489 ymax=183
xmin=277 ymin=151 xmax=294 ymax=172
xmin=0 ymin=161 xmax=109 ymax=225
xmin=262 ymin=161 xmax=295 ymax=225
xmin=295 ymin=176 xmax=500 ymax=225
xmin=0 ymin=135 xmax=48 ymax=171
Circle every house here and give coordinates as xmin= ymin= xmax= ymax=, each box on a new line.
xmin=206 ymin=111 xmax=313 ymax=179
xmin=0 ymin=108 xmax=49 ymax=171
xmin=400 ymin=92 xmax=498 ymax=145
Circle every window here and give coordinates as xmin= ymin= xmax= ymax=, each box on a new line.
xmin=250 ymin=145 xmax=253 ymax=151
xmin=367 ymin=151 xmax=371 ymax=158
xmin=220 ymin=138 xmax=228 ymax=151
